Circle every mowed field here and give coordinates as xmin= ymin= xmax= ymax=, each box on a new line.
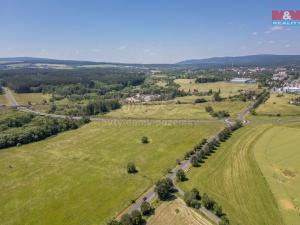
xmin=147 ymin=198 xmax=213 ymax=225
xmin=103 ymin=101 xmax=248 ymax=120
xmin=174 ymin=79 xmax=258 ymax=97
xmin=0 ymin=121 xmax=223 ymax=225
xmin=256 ymin=93 xmax=300 ymax=116
xmin=179 ymin=125 xmax=284 ymax=225
xmin=254 ymin=124 xmax=300 ymax=224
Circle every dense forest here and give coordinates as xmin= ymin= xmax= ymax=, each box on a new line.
xmin=0 ymin=68 xmax=146 ymax=93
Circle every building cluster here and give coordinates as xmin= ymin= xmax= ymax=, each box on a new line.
xmin=272 ymin=68 xmax=288 ymax=81
xmin=124 ymin=93 xmax=161 ymax=103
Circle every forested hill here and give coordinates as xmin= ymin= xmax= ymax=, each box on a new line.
xmin=177 ymin=54 xmax=300 ymax=67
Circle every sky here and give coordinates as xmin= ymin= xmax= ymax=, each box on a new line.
xmin=0 ymin=0 xmax=299 ymax=63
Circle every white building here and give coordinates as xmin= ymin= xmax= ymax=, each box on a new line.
xmin=283 ymin=87 xmax=300 ymax=94
xmin=230 ymin=78 xmax=256 ymax=83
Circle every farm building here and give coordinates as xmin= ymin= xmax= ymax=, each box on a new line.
xmin=230 ymin=78 xmax=256 ymax=83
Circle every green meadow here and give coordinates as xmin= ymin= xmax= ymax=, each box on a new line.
xmin=254 ymin=123 xmax=300 ymax=225
xmin=103 ymin=101 xmax=248 ymax=120
xmin=179 ymin=125 xmax=284 ymax=225
xmin=0 ymin=121 xmax=223 ymax=225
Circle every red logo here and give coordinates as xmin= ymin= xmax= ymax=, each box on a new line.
xmin=272 ymin=10 xmax=300 ymax=20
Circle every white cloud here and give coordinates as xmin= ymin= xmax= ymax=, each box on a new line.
xmin=268 ymin=40 xmax=275 ymax=44
xmin=91 ymin=48 xmax=101 ymax=53
xmin=117 ymin=45 xmax=127 ymax=51
xmin=251 ymin=32 xmax=258 ymax=36
xmin=264 ymin=26 xmax=290 ymax=34
xmin=285 ymin=44 xmax=291 ymax=48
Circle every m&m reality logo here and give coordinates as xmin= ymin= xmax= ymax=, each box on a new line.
xmin=272 ymin=10 xmax=300 ymax=26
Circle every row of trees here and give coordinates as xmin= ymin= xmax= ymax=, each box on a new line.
xmin=184 ymin=188 xmax=230 ymax=225
xmin=84 ymin=99 xmax=121 ymax=115
xmin=181 ymin=122 xmax=243 ymax=225
xmin=184 ymin=121 xmax=243 ymax=168
xmin=108 ymin=201 xmax=152 ymax=225
xmin=251 ymin=90 xmax=270 ymax=113
xmin=195 ymin=77 xmax=223 ymax=83
xmin=205 ymin=106 xmax=230 ymax=118
xmin=0 ymin=115 xmax=89 ymax=149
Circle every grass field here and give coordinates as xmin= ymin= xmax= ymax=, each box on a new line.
xmin=12 ymin=91 xmax=50 ymax=106
xmin=147 ymin=198 xmax=213 ymax=225
xmin=174 ymin=79 xmax=258 ymax=97
xmin=0 ymin=121 xmax=223 ymax=225
xmin=253 ymin=124 xmax=300 ymax=225
xmin=179 ymin=125 xmax=284 ymax=225
xmin=0 ymin=94 xmax=9 ymax=106
xmin=103 ymin=101 xmax=248 ymax=120
xmin=255 ymin=93 xmax=300 ymax=116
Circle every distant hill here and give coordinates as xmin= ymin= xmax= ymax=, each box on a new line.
xmin=177 ymin=54 xmax=300 ymax=67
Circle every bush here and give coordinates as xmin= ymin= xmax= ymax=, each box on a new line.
xmin=107 ymin=219 xmax=121 ymax=225
xmin=194 ymin=98 xmax=207 ymax=103
xmin=205 ymin=106 xmax=213 ymax=113
xmin=127 ymin=162 xmax=137 ymax=174
xmin=120 ymin=214 xmax=132 ymax=225
xmin=141 ymin=136 xmax=149 ymax=144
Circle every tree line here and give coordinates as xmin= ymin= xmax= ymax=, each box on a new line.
xmin=0 ymin=113 xmax=90 ymax=149
xmin=0 ymin=68 xmax=145 ymax=93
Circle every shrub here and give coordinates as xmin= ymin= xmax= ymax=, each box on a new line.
xmin=120 ymin=214 xmax=132 ymax=225
xmin=127 ymin=162 xmax=137 ymax=174
xmin=194 ymin=98 xmax=207 ymax=103
xmin=141 ymin=136 xmax=149 ymax=144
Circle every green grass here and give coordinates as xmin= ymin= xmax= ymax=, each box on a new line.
xmin=0 ymin=121 xmax=223 ymax=225
xmin=0 ymin=94 xmax=9 ymax=106
xmin=12 ymin=91 xmax=50 ymax=106
xmin=102 ymin=101 xmax=248 ymax=120
xmin=256 ymin=93 xmax=300 ymax=116
xmin=179 ymin=125 xmax=284 ymax=225
xmin=174 ymin=79 xmax=258 ymax=97
xmin=253 ymin=124 xmax=300 ymax=225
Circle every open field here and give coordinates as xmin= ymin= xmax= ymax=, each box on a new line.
xmin=12 ymin=91 xmax=50 ymax=106
xmin=179 ymin=125 xmax=284 ymax=225
xmin=174 ymin=79 xmax=258 ymax=97
xmin=0 ymin=94 xmax=9 ymax=106
xmin=255 ymin=93 xmax=300 ymax=116
xmin=0 ymin=121 xmax=223 ymax=225
xmin=254 ymin=124 xmax=300 ymax=225
xmin=147 ymin=198 xmax=213 ymax=225
xmin=103 ymin=101 xmax=248 ymax=120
